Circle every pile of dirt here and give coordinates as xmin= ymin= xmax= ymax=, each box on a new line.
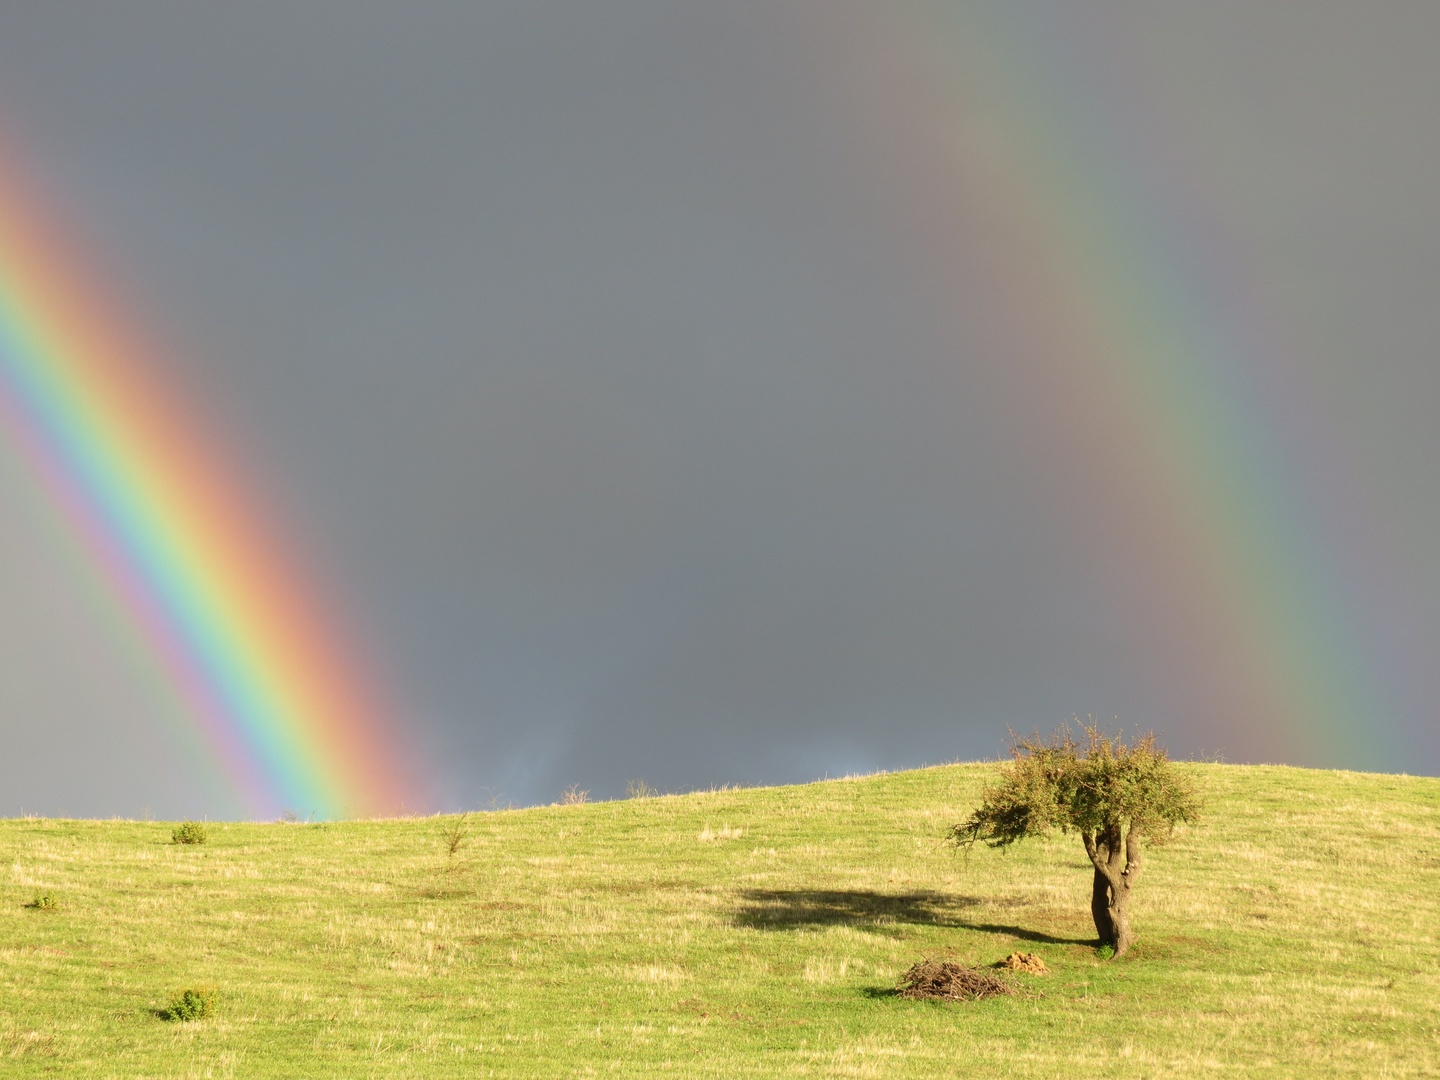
xmin=896 ymin=957 xmax=1015 ymax=1001
xmin=998 ymin=951 xmax=1048 ymax=974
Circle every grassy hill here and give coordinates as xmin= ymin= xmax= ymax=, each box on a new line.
xmin=3 ymin=763 xmax=1438 ymax=1077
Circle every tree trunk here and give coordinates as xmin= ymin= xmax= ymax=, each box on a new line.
xmin=1082 ymin=820 xmax=1142 ymax=958
xmin=1108 ymin=876 xmax=1136 ymax=957
xmin=1090 ymin=867 xmax=1114 ymax=945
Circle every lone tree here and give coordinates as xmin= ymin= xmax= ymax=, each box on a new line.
xmin=950 ymin=722 xmax=1200 ymax=958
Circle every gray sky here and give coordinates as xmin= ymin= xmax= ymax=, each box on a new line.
xmin=1 ymin=2 xmax=1438 ymax=817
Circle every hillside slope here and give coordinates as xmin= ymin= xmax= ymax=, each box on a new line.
xmin=3 ymin=763 xmax=1438 ymax=1077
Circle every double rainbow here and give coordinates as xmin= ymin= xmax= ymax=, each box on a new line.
xmin=0 ymin=158 xmax=416 ymax=818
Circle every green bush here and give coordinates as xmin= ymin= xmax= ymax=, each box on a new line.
xmin=160 ymin=986 xmax=216 ymax=1022
xmin=171 ymin=821 xmax=208 ymax=845
xmin=26 ymin=892 xmax=57 ymax=910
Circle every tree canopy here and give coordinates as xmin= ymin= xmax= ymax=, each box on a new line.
xmin=950 ymin=722 xmax=1201 ymax=958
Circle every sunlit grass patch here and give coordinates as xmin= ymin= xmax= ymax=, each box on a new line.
xmin=0 ymin=763 xmax=1437 ymax=1076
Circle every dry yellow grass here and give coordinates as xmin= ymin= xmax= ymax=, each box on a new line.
xmin=2 ymin=762 xmax=1437 ymax=1076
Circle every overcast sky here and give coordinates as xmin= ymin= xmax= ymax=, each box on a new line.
xmin=1 ymin=2 xmax=1438 ymax=817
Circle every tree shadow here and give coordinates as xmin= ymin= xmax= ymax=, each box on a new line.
xmin=732 ymin=889 xmax=983 ymax=930
xmin=731 ymin=889 xmax=1097 ymax=946
xmin=948 ymin=921 xmax=1095 ymax=947
xmin=859 ymin=985 xmax=901 ymax=999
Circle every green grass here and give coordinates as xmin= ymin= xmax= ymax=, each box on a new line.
xmin=2 ymin=763 xmax=1438 ymax=1077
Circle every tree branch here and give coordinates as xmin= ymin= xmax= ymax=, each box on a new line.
xmin=1123 ymin=821 xmax=1144 ymax=885
xmin=1107 ymin=823 xmax=1127 ymax=877
xmin=1082 ymin=830 xmax=1122 ymax=887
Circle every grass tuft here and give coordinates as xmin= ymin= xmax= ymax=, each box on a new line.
xmin=158 ymin=986 xmax=215 ymax=1022
xmin=169 ymin=820 xmax=207 ymax=845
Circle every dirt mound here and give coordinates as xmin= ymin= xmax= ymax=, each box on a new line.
xmin=896 ymin=957 xmax=1015 ymax=1001
xmin=998 ymin=951 xmax=1048 ymax=974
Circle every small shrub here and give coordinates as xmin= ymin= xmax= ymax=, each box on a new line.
xmin=442 ymin=812 xmax=470 ymax=859
xmin=171 ymin=821 xmax=208 ymax=845
xmin=439 ymin=812 xmax=470 ymax=890
xmin=160 ymin=986 xmax=216 ymax=1022
xmin=626 ymin=779 xmax=657 ymax=799
xmin=559 ymin=784 xmax=589 ymax=806
xmin=26 ymin=892 xmax=58 ymax=910
xmin=1095 ymin=943 xmax=1116 ymax=961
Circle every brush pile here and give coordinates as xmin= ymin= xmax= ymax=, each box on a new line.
xmin=895 ymin=956 xmax=1015 ymax=1001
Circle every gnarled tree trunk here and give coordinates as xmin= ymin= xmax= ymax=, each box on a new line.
xmin=1090 ymin=867 xmax=1114 ymax=945
xmin=1081 ymin=819 xmax=1142 ymax=958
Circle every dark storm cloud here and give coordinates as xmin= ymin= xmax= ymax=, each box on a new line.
xmin=0 ymin=2 xmax=1437 ymax=815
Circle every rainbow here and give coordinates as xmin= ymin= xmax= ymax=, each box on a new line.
xmin=772 ymin=4 xmax=1425 ymax=770
xmin=878 ymin=3 xmax=1414 ymax=769
xmin=0 ymin=155 xmax=419 ymax=818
